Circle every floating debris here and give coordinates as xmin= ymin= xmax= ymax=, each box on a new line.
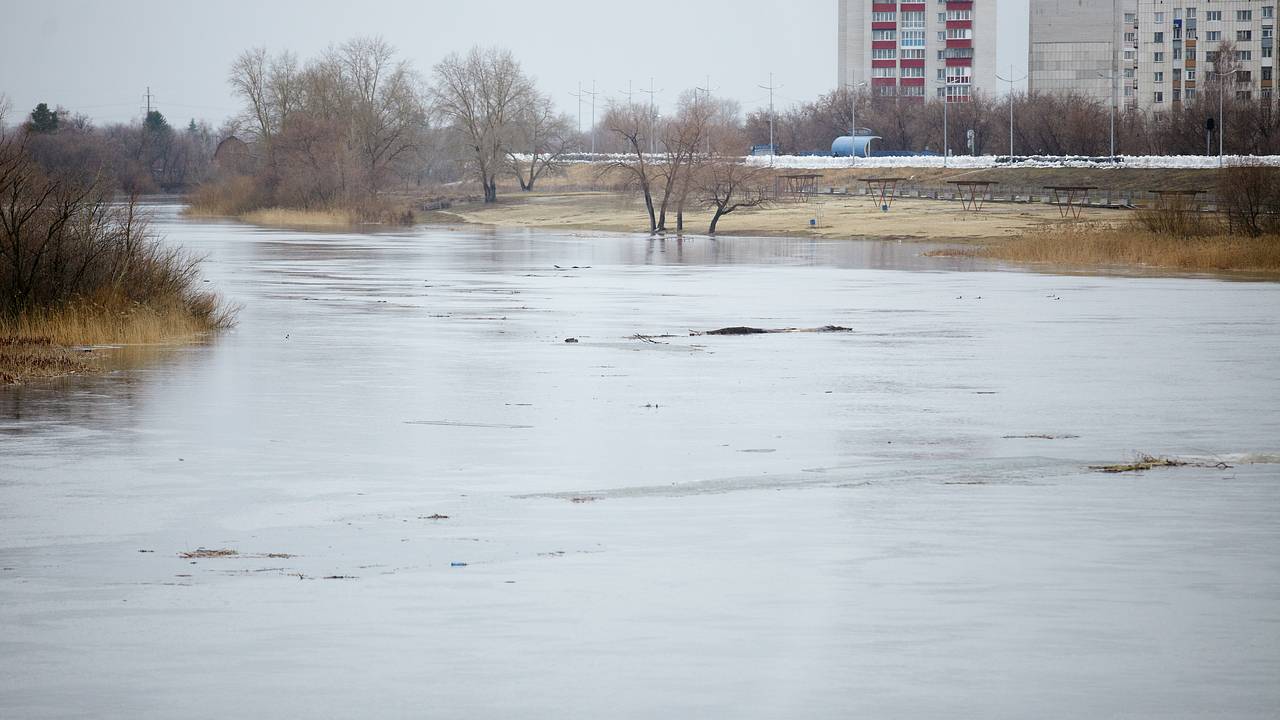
xmin=692 ymin=325 xmax=852 ymax=336
xmin=420 ymin=514 xmax=450 ymax=520
xmin=564 ymin=337 xmax=579 ymax=343
xmin=1090 ymin=454 xmax=1196 ymax=473
xmin=179 ymin=548 xmax=238 ymax=559
xmin=1004 ymin=434 xmax=1081 ymax=440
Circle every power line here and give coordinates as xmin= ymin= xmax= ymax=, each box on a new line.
xmin=640 ymin=77 xmax=662 ymax=155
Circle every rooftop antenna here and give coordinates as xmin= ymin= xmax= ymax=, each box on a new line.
xmin=758 ymin=72 xmax=781 ymax=165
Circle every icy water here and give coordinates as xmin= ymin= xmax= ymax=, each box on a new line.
xmin=2 ymin=206 xmax=1279 ymax=719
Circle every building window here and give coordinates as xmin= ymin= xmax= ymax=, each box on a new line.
xmin=872 ymin=66 xmax=897 ymax=78
xmin=1154 ymin=31 xmax=1164 ymax=43
xmin=1206 ymin=50 xmax=1219 ymax=63
xmin=1154 ymin=51 xmax=1165 ymax=62
xmin=1186 ymin=88 xmax=1197 ymax=100
xmin=937 ymin=68 xmax=946 ymax=80
xmin=1235 ymin=50 xmax=1253 ymax=61
xmin=937 ymin=31 xmax=946 ymax=41
xmin=872 ymin=48 xmax=897 ymax=59
xmin=1124 ymin=68 xmax=1135 ymax=78
xmin=1124 ymin=12 xmax=1136 ymax=23
xmin=1186 ymin=28 xmax=1197 ymax=39
xmin=1206 ymin=31 xmax=1220 ymax=41
xmin=1237 ymin=10 xmax=1253 ymax=22
xmin=900 ymin=30 xmax=925 ymax=46
xmin=1154 ymin=91 xmax=1164 ymax=102
xmin=1173 ymin=48 xmax=1183 ymax=60
xmin=872 ymin=11 xmax=897 ymax=21
xmin=1125 ymin=31 xmax=1137 ymax=42
xmin=1186 ymin=7 xmax=1196 ymax=18
xmin=901 ymin=10 xmax=924 ymax=27
xmin=872 ymin=29 xmax=897 ymax=41
xmin=1263 ymin=26 xmax=1274 ymax=40
xmin=901 ymin=85 xmax=924 ymax=97
xmin=946 ymin=27 xmax=972 ymax=39
xmin=1154 ymin=11 xmax=1164 ymax=23
xmin=1265 ymin=46 xmax=1274 ymax=58
xmin=1237 ymin=30 xmax=1253 ymax=42
xmin=901 ymin=49 xmax=925 ymax=59
xmin=1154 ymin=71 xmax=1164 ymax=83
xmin=1265 ymin=6 xmax=1275 ymax=19
xmin=876 ymin=86 xmax=897 ymax=97
xmin=1264 ymin=67 xmax=1274 ymax=81
xmin=1186 ymin=69 xmax=1196 ymax=81
xmin=1173 ymin=90 xmax=1181 ymax=101
xmin=1206 ymin=10 xmax=1222 ymax=21
xmin=901 ymin=66 xmax=925 ymax=78
xmin=1236 ymin=90 xmax=1253 ymax=100
xmin=945 ymin=9 xmax=971 ymax=20
xmin=937 ymin=12 xmax=946 ymax=22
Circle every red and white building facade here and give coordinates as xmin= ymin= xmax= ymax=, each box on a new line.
xmin=839 ymin=0 xmax=999 ymax=101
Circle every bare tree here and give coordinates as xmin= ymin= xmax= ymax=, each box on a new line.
xmin=602 ymin=101 xmax=658 ymax=231
xmin=432 ymin=46 xmax=534 ymax=203
xmin=0 ymin=94 xmax=11 ymax=127
xmin=505 ymin=90 xmax=573 ymax=191
xmin=653 ymin=91 xmax=712 ymax=232
xmin=698 ymin=159 xmax=768 ymax=234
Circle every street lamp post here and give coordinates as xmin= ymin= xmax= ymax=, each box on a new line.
xmin=847 ymin=81 xmax=866 ymax=167
xmin=1209 ymin=69 xmax=1248 ymax=167
xmin=996 ymin=65 xmax=1028 ymax=158
xmin=1097 ymin=70 xmax=1118 ymax=158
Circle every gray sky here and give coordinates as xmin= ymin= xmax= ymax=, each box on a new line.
xmin=1 ymin=0 xmax=1029 ymax=127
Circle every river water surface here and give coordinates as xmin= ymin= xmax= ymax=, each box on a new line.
xmin=2 ymin=206 xmax=1279 ymax=718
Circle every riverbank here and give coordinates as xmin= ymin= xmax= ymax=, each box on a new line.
xmin=429 ymin=190 xmax=1103 ymax=242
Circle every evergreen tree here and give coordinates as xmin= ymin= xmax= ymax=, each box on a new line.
xmin=27 ymin=103 xmax=59 ymax=133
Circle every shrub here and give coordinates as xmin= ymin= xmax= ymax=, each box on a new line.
xmin=1217 ymin=161 xmax=1280 ymax=237
xmin=1 ymin=132 xmax=232 ymax=342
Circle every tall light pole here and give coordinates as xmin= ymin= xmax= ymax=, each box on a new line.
xmin=1209 ymin=69 xmax=1248 ymax=167
xmin=641 ymin=77 xmax=661 ymax=155
xmin=943 ymin=88 xmax=949 ymax=168
xmin=847 ymin=81 xmax=866 ymax=167
xmin=1097 ymin=70 xmax=1118 ymax=158
xmin=584 ymin=80 xmax=599 ymax=155
xmin=996 ymin=65 xmax=1027 ymax=157
xmin=759 ymin=73 xmax=781 ymax=165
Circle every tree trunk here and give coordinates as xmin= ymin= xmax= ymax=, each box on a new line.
xmin=708 ymin=207 xmax=726 ymax=234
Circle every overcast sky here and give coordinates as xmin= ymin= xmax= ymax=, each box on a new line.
xmin=1 ymin=0 xmax=1029 ymax=127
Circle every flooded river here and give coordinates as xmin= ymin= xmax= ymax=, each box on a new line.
xmin=3 ymin=206 xmax=1278 ymax=718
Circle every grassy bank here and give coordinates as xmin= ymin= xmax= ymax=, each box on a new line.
xmin=928 ymin=225 xmax=1280 ymax=275
xmin=186 ymin=176 xmax=414 ymax=228
xmin=2 ymin=134 xmax=234 ymax=385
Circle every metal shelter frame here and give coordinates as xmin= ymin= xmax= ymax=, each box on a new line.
xmin=1044 ymin=185 xmax=1099 ymax=220
xmin=861 ymin=177 xmax=906 ymax=212
xmin=947 ymin=180 xmax=997 ymax=213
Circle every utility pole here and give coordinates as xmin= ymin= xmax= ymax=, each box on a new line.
xmin=641 ymin=77 xmax=661 ymax=155
xmin=619 ymin=80 xmax=634 ymax=106
xmin=569 ymin=82 xmax=584 ymax=136
xmin=583 ymin=80 xmax=600 ymax=155
xmin=758 ymin=73 xmax=781 ymax=165
xmin=996 ymin=65 xmax=1027 ymax=158
xmin=144 ymin=86 xmax=154 ymax=115
xmin=696 ymin=75 xmax=715 ymax=154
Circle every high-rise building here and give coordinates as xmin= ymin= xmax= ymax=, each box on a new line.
xmin=1028 ymin=0 xmax=1139 ymax=109
xmin=838 ymin=0 xmax=999 ymax=101
xmin=1137 ymin=0 xmax=1278 ymax=110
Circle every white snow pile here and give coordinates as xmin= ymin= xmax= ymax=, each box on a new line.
xmin=742 ymin=154 xmax=1280 ymax=170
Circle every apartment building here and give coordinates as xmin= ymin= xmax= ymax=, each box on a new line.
xmin=838 ymin=0 xmax=999 ymax=101
xmin=1137 ymin=0 xmax=1277 ymax=109
xmin=1028 ymin=0 xmax=1140 ymax=109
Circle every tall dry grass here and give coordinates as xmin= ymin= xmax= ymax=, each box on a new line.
xmin=2 ymin=131 xmax=235 ymax=354
xmin=952 ymin=222 xmax=1280 ymax=273
xmin=187 ymin=174 xmax=415 ymax=226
